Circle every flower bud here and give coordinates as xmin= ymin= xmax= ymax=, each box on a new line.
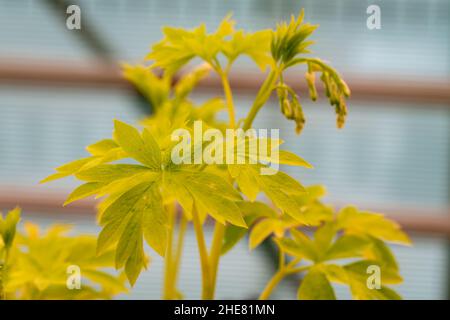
xmin=305 ymin=72 xmax=317 ymax=101
xmin=282 ymin=98 xmax=294 ymax=119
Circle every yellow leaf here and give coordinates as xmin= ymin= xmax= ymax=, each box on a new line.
xmin=86 ymin=139 xmax=118 ymax=156
xmin=323 ymin=234 xmax=369 ymax=261
xmin=298 ymin=268 xmax=336 ymax=300
xmin=64 ymin=182 xmax=105 ymax=206
xmin=249 ymin=219 xmax=277 ymax=249
xmin=113 ymin=120 xmax=161 ymax=170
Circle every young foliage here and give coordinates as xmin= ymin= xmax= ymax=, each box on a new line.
xmin=0 ymin=208 xmax=127 ymax=300
xmin=267 ymin=205 xmax=410 ymax=300
xmin=42 ymin=10 xmax=409 ymax=300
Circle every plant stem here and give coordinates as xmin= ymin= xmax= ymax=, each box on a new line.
xmin=208 ymin=221 xmax=225 ymax=298
xmin=220 ymin=71 xmax=236 ymax=129
xmin=163 ymin=203 xmax=176 ymax=299
xmin=259 ymin=250 xmax=307 ymax=300
xmin=172 ymin=211 xmax=188 ymax=295
xmin=0 ymin=249 xmax=10 ymax=300
xmin=243 ymin=68 xmax=281 ymax=130
xmin=192 ymin=204 xmax=213 ymax=299
xmin=203 ymin=69 xmax=236 ymax=299
xmin=259 ymin=268 xmax=286 ymax=300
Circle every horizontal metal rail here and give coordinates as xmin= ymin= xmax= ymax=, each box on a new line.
xmin=0 ymin=59 xmax=449 ymax=105
xmin=0 ymin=187 xmax=448 ymax=237
xmin=0 ymin=59 xmax=449 ymax=236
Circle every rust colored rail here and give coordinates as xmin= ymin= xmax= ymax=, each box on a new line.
xmin=0 ymin=59 xmax=449 ymax=105
xmin=1 ymin=187 xmax=449 ymax=237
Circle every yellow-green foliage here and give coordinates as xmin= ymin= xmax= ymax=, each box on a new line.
xmin=0 ymin=208 xmax=127 ymax=300
xmin=42 ymin=10 xmax=410 ymax=300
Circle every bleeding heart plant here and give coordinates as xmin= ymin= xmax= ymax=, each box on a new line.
xmin=42 ymin=10 xmax=410 ymax=300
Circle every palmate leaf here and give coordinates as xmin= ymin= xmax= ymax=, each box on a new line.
xmin=249 ymin=205 xmax=331 ymax=250
xmin=222 ymin=201 xmax=277 ymax=255
xmin=298 ymin=268 xmax=336 ymax=300
xmin=365 ymin=237 xmax=400 ymax=274
xmin=113 ymin=120 xmax=162 ymax=170
xmin=43 ymin=120 xmax=250 ymax=285
xmin=221 ymin=29 xmax=273 ymax=71
xmin=323 ymin=234 xmax=370 ymax=261
xmin=229 ymin=164 xmax=322 ymax=224
xmin=64 ymin=182 xmax=105 ymax=206
xmin=246 ymin=185 xmax=332 ymax=250
xmin=122 ymin=64 xmax=170 ymax=109
xmin=0 ymin=207 xmax=21 ymax=249
xmin=162 ymin=170 xmax=246 ymax=227
xmin=322 ymin=260 xmax=401 ymax=300
xmin=97 ymin=182 xmax=166 ymax=285
xmin=174 ymin=63 xmax=212 ymax=101
xmin=6 ymin=223 xmax=127 ymax=300
xmin=276 ymin=201 xmax=408 ymax=299
xmin=147 ymin=22 xmax=229 ymax=75
xmin=337 ymin=206 xmax=411 ymax=245
xmin=41 ymin=121 xmax=166 ymax=285
xmin=279 ymin=209 xmax=407 ymax=263
xmin=147 ymin=15 xmax=275 ymax=75
xmin=322 ymin=263 xmax=401 ymax=300
xmin=275 ymin=229 xmax=318 ymax=261
xmin=249 ymin=219 xmax=279 ymax=250
xmin=345 ymin=260 xmax=402 ymax=285
xmin=40 ymin=138 xmax=126 ymax=184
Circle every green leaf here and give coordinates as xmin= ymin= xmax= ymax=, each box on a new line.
xmin=147 ymin=20 xmax=229 ymax=75
xmin=221 ymin=201 xmax=278 ymax=254
xmin=113 ymin=120 xmax=161 ymax=170
xmin=275 ymin=229 xmax=316 ymax=261
xmin=124 ymin=240 xmax=148 ymax=286
xmin=40 ymin=157 xmax=92 ymax=183
xmin=142 ymin=186 xmax=169 ymax=258
xmin=76 ymin=164 xmax=152 ymax=183
xmin=322 ymin=264 xmax=349 ymax=284
xmin=313 ymin=222 xmax=336 ymax=253
xmin=86 ymin=139 xmax=118 ymax=156
xmin=257 ymin=170 xmax=307 ymax=221
xmin=345 ymin=260 xmax=403 ymax=285
xmin=175 ymin=63 xmax=212 ymax=100
xmin=162 ymin=173 xmax=194 ymax=219
xmin=171 ymin=171 xmax=246 ymax=227
xmin=348 ymin=280 xmax=402 ymax=300
xmin=365 ymin=237 xmax=399 ymax=273
xmin=272 ymin=150 xmax=313 ymax=168
xmin=221 ymin=225 xmax=247 ymax=255
xmin=338 ymin=206 xmax=411 ymax=244
xmin=97 ymin=182 xmax=167 ymax=285
xmin=229 ymin=164 xmax=260 ymax=201
xmin=295 ymin=185 xmax=327 ymax=205
xmin=249 ymin=219 xmax=277 ymax=249
xmin=8 ymin=223 xmax=127 ymax=299
xmin=222 ymin=29 xmax=272 ymax=71
xmin=298 ymin=268 xmax=336 ymax=300
xmin=82 ymin=269 xmax=128 ymax=293
xmin=373 ymin=287 xmax=402 ymax=300
xmin=0 ymin=207 xmax=21 ymax=248
xmin=237 ymin=201 xmax=278 ymax=220
xmin=324 ymin=234 xmax=370 ymax=261
xmin=123 ymin=64 xmax=170 ymax=108
xmin=64 ymin=182 xmax=105 ymax=206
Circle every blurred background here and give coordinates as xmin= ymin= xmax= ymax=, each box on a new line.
xmin=0 ymin=0 xmax=449 ymax=299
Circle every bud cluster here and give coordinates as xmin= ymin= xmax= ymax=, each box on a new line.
xmin=277 ymin=84 xmax=305 ymax=134
xmin=304 ymin=60 xmax=350 ymax=129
